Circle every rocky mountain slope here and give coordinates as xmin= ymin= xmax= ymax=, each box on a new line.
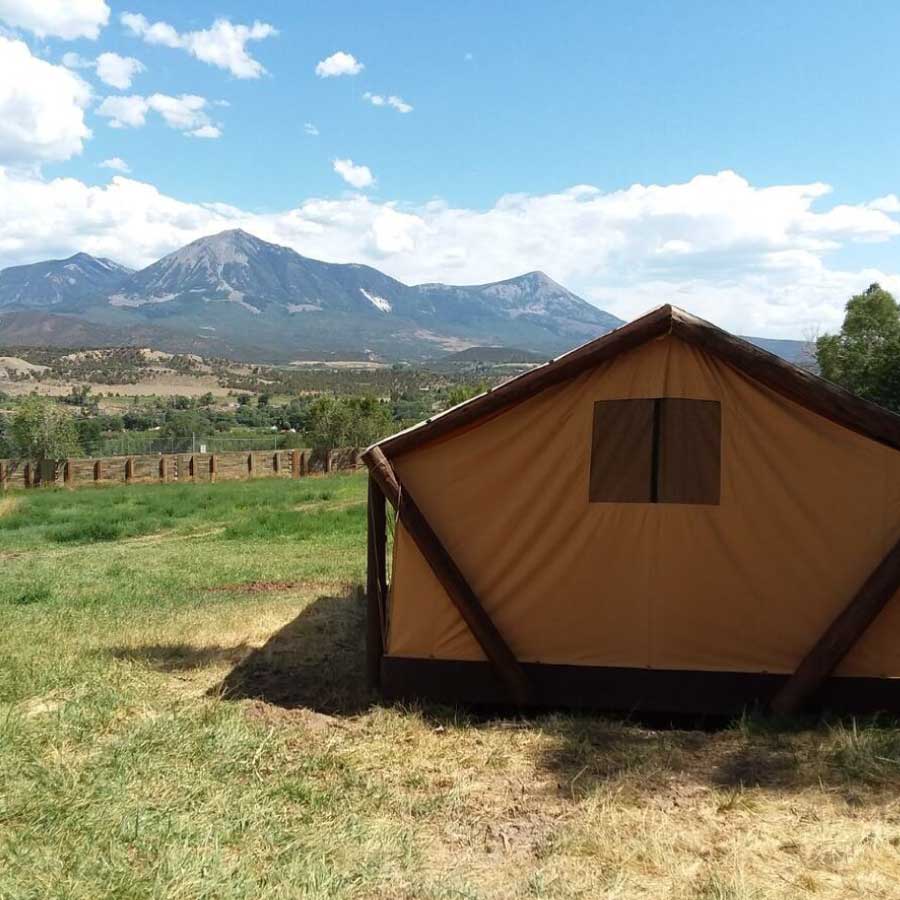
xmin=0 ymin=230 xmax=806 ymax=364
xmin=0 ymin=253 xmax=132 ymax=309
xmin=0 ymin=231 xmax=622 ymax=360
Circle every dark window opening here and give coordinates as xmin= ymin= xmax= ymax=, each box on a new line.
xmin=589 ymin=398 xmax=721 ymax=505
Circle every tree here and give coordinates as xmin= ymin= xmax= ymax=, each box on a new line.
xmin=8 ymin=396 xmax=80 ymax=460
xmin=305 ymin=396 xmax=393 ymax=451
xmin=816 ymin=283 xmax=900 ymax=412
xmin=443 ymin=381 xmax=490 ymax=410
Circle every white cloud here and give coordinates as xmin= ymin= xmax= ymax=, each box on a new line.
xmin=62 ymin=52 xmax=92 ymax=69
xmin=2 ymin=168 xmax=900 ymax=338
xmin=364 ymin=92 xmax=413 ymax=113
xmin=121 ymin=12 xmax=276 ymax=79
xmin=315 ymin=51 xmax=363 ymax=77
xmin=96 ymin=94 xmax=149 ymax=128
xmin=304 ymin=122 xmax=319 ymax=136
xmin=868 ymin=194 xmax=900 ymax=214
xmin=95 ymin=52 xmax=145 ymax=89
xmin=0 ymin=0 xmax=109 ymax=40
xmin=387 ymin=95 xmax=413 ymax=113
xmin=99 ymin=156 xmax=130 ymax=173
xmin=96 ymin=92 xmax=221 ymax=137
xmin=333 ymin=158 xmax=375 ymax=189
xmin=0 ymin=36 xmax=92 ymax=164
xmin=188 ymin=124 xmax=221 ymax=139
xmin=147 ymin=94 xmax=209 ymax=131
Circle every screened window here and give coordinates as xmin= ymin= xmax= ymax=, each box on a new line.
xmin=589 ymin=398 xmax=721 ymax=505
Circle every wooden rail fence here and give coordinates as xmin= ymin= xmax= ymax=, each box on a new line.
xmin=0 ymin=448 xmax=363 ymax=491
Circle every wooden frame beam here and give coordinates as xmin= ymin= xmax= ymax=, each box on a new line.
xmin=366 ymin=474 xmax=388 ymax=690
xmin=363 ymin=446 xmax=530 ymax=705
xmin=771 ymin=535 xmax=900 ymax=715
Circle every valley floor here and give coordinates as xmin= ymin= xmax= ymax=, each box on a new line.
xmin=2 ymin=474 xmax=900 ymax=898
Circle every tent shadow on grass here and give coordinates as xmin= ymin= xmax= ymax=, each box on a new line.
xmin=213 ymin=589 xmax=370 ymax=715
xmin=201 ymin=587 xmax=900 ymax=797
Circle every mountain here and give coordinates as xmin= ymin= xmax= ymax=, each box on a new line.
xmin=743 ymin=336 xmax=814 ymax=367
xmin=0 ymin=230 xmax=806 ymax=365
xmin=0 ymin=230 xmax=622 ymax=361
xmin=438 ymin=346 xmax=549 ymax=365
xmin=0 ymin=252 xmax=132 ymax=309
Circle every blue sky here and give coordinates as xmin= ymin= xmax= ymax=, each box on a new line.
xmin=54 ymin=1 xmax=900 ymax=210
xmin=1 ymin=0 xmax=899 ymax=335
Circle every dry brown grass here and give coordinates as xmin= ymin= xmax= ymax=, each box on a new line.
xmin=154 ymin=595 xmax=900 ymax=899
xmin=4 ymin=475 xmax=900 ymax=898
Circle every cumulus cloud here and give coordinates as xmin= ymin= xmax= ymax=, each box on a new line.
xmin=304 ymin=122 xmax=319 ymax=136
xmin=99 ymin=157 xmax=130 ymax=173
xmin=0 ymin=36 xmax=92 ymax=164
xmin=188 ymin=124 xmax=221 ymax=139
xmin=315 ymin=51 xmax=363 ymax=77
xmin=95 ymin=94 xmax=149 ymax=128
xmin=868 ymin=194 xmax=900 ymax=214
xmin=0 ymin=0 xmax=109 ymax=40
xmin=96 ymin=92 xmax=221 ymax=137
xmin=121 ymin=12 xmax=276 ymax=79
xmin=333 ymin=158 xmax=375 ymax=189
xmin=363 ymin=92 xmax=413 ymax=113
xmin=2 ymin=168 xmax=900 ymax=337
xmin=95 ymin=52 xmax=145 ymax=89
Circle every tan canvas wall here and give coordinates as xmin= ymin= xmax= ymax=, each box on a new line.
xmin=386 ymin=334 xmax=900 ymax=677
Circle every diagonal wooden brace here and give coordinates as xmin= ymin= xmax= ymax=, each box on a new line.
xmin=363 ymin=445 xmax=530 ymax=705
xmin=771 ymin=535 xmax=900 ymax=715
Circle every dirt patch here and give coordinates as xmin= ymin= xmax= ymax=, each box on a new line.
xmin=211 ymin=580 xmax=307 ymax=594
xmin=243 ymin=698 xmax=347 ymax=732
xmin=209 ymin=579 xmax=348 ymax=594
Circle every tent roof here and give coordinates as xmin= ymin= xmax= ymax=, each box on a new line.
xmin=374 ymin=304 xmax=900 ymax=459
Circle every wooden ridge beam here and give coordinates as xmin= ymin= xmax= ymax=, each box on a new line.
xmin=362 ymin=446 xmax=530 ymax=705
xmin=669 ymin=307 xmax=900 ymax=453
xmin=376 ymin=305 xmax=674 ymax=458
xmin=771 ymin=535 xmax=900 ymax=715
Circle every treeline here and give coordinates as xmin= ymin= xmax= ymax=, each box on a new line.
xmin=0 ymin=381 xmax=489 ymax=462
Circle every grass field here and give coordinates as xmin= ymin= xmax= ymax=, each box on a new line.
xmin=3 ymin=474 xmax=900 ymax=898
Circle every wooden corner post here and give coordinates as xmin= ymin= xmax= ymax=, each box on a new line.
xmin=366 ymin=474 xmax=388 ymax=689
xmin=771 ymin=535 xmax=900 ymax=715
xmin=363 ymin=445 xmax=530 ymax=705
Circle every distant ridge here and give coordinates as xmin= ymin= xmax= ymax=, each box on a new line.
xmin=0 ymin=230 xmax=622 ymax=362
xmin=0 ymin=230 xmax=808 ymax=365
xmin=438 ymin=346 xmax=548 ymax=364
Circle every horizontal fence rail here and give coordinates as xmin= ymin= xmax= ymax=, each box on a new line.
xmin=0 ymin=448 xmax=363 ymax=491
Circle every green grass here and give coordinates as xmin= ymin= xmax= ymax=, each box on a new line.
xmin=0 ymin=477 xmax=354 ymax=549
xmin=3 ymin=474 xmax=900 ymax=899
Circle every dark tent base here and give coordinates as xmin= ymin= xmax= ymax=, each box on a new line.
xmin=381 ymin=657 xmax=900 ymax=716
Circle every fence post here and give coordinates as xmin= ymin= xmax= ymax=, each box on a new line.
xmin=325 ymin=449 xmax=332 ymax=474
xmin=209 ymin=454 xmax=217 ymax=483
xmin=0 ymin=460 xmax=6 ymax=491
xmin=189 ymin=455 xmax=196 ymax=481
xmin=247 ymin=452 xmax=255 ymax=479
xmin=24 ymin=462 xmax=32 ymax=488
xmin=125 ymin=457 xmax=134 ymax=484
xmin=291 ymin=449 xmax=301 ymax=478
xmin=64 ymin=459 xmax=73 ymax=487
xmin=93 ymin=459 xmax=102 ymax=483
xmin=273 ymin=451 xmax=280 ymax=475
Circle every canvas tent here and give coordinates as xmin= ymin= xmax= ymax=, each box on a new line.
xmin=363 ymin=305 xmax=900 ymax=715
